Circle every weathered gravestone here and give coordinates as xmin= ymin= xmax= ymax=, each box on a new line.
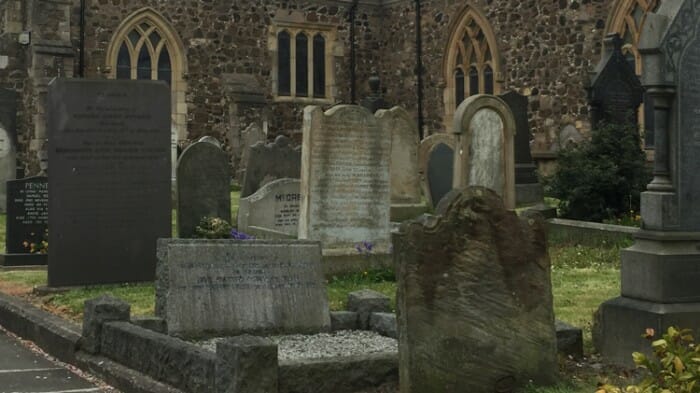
xmin=47 ymin=79 xmax=171 ymax=286
xmin=238 ymin=178 xmax=300 ymax=239
xmin=418 ymin=134 xmax=456 ymax=208
xmin=177 ymin=140 xmax=231 ymax=238
xmin=500 ymin=91 xmax=543 ymax=205
xmin=299 ymin=105 xmax=391 ymax=251
xmin=588 ymin=34 xmax=644 ymax=130
xmin=0 ymin=89 xmax=18 ymax=213
xmin=235 ymin=123 xmax=265 ymax=184
xmin=155 ymin=239 xmax=330 ymax=337
xmin=453 ymin=94 xmax=516 ymax=209
xmin=378 ymin=107 xmax=424 ymax=221
xmin=1 ymin=176 xmax=48 ymax=266
xmin=594 ymin=1 xmax=700 ymax=366
xmin=394 ymin=187 xmax=557 ymax=393
xmin=241 ymin=135 xmax=301 ymax=198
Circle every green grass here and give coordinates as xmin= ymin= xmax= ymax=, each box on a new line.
xmin=0 ymin=270 xmax=45 ymax=287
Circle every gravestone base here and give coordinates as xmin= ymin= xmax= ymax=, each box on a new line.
xmin=245 ymin=226 xmax=296 ymax=239
xmin=321 ymin=247 xmax=392 ymax=277
xmin=594 ymin=296 xmax=700 ymax=367
xmin=390 ymin=203 xmax=429 ymax=222
xmin=0 ymin=253 xmax=47 ymax=266
xmin=515 ymin=183 xmax=544 ymax=206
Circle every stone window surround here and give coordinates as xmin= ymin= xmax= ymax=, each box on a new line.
xmin=268 ymin=21 xmax=339 ymax=105
xmin=104 ymin=7 xmax=188 ymax=142
xmin=443 ymin=5 xmax=504 ymax=131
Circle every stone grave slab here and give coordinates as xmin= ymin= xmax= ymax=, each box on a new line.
xmin=240 ymin=135 xmax=301 ymax=198
xmin=47 ymin=79 xmax=171 ymax=286
xmin=237 ymin=178 xmax=300 ymax=239
xmin=394 ymin=187 xmax=557 ymax=392
xmin=155 ymin=239 xmax=330 ymax=338
xmin=453 ymin=94 xmax=516 ymax=209
xmin=299 ymin=105 xmax=391 ymax=251
xmin=418 ymin=134 xmax=456 ymax=208
xmin=177 ymin=140 xmax=231 ymax=238
xmin=1 ymin=176 xmax=48 ymax=266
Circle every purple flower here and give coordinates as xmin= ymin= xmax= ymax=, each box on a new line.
xmin=363 ymin=241 xmax=374 ymax=252
xmin=230 ymin=229 xmax=255 ymax=240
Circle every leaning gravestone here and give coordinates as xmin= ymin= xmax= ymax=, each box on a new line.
xmin=155 ymin=239 xmax=330 ymax=338
xmin=594 ymin=1 xmax=700 ymax=366
xmin=453 ymin=94 xmax=517 ymax=209
xmin=299 ymin=105 xmax=391 ymax=250
xmin=394 ymin=186 xmax=557 ymax=392
xmin=500 ymin=91 xmax=543 ymax=205
xmin=240 ymin=135 xmax=301 ymax=198
xmin=238 ymin=178 xmax=300 ymax=238
xmin=588 ymin=33 xmax=644 ymax=130
xmin=177 ymin=140 xmax=231 ymax=238
xmin=0 ymin=89 xmax=18 ymax=213
xmin=418 ymin=134 xmax=456 ymax=208
xmin=1 ymin=176 xmax=48 ymax=266
xmin=47 ymin=79 xmax=171 ymax=286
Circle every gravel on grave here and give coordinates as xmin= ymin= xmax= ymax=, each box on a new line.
xmin=195 ymin=330 xmax=398 ymax=361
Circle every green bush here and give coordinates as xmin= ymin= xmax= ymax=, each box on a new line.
xmin=597 ymin=327 xmax=700 ymax=393
xmin=544 ymin=123 xmax=650 ymax=222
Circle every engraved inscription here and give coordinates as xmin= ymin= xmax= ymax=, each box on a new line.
xmin=6 ymin=177 xmax=48 ymax=254
xmin=274 ymin=192 xmax=300 ymax=228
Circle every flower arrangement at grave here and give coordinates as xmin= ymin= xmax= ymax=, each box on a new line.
xmin=22 ymin=228 xmax=48 ymax=254
xmin=194 ymin=216 xmax=255 ymax=240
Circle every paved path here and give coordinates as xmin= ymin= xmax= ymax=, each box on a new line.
xmin=0 ymin=328 xmax=106 ymax=393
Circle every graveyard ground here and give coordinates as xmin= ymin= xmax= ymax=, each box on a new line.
xmin=0 ymin=215 xmax=634 ymax=392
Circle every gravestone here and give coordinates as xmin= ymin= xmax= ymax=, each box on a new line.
xmin=588 ymin=34 xmax=644 ymax=129
xmin=177 ymin=140 xmax=231 ymax=238
xmin=1 ymin=176 xmax=48 ymax=266
xmin=360 ymin=72 xmax=390 ymax=114
xmin=379 ymin=107 xmax=421 ymax=204
xmin=155 ymin=239 xmax=330 ymax=338
xmin=500 ymin=91 xmax=543 ymax=205
xmin=0 ymin=89 xmax=18 ymax=213
xmin=594 ymin=1 xmax=700 ymax=366
xmin=452 ymin=94 xmax=516 ymax=209
xmin=394 ymin=187 xmax=557 ymax=393
xmin=418 ymin=134 xmax=456 ymax=208
xmin=47 ymin=79 xmax=171 ymax=286
xmin=238 ymin=178 xmax=300 ymax=239
xmin=235 ymin=123 xmax=265 ymax=183
xmin=298 ymin=105 xmax=391 ymax=250
xmin=240 ymin=135 xmax=301 ymax=198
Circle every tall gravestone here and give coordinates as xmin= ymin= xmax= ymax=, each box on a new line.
xmin=418 ymin=134 xmax=456 ymax=208
xmin=594 ymin=0 xmax=700 ymax=365
xmin=240 ymin=135 xmax=301 ymax=198
xmin=394 ymin=187 xmax=557 ymax=392
xmin=235 ymin=123 xmax=265 ymax=184
xmin=1 ymin=176 xmax=48 ymax=266
xmin=238 ymin=178 xmax=300 ymax=239
xmin=0 ymin=89 xmax=18 ymax=213
xmin=299 ymin=105 xmax=391 ymax=251
xmin=177 ymin=140 xmax=231 ymax=238
xmin=47 ymin=79 xmax=171 ymax=286
xmin=588 ymin=34 xmax=644 ymax=130
xmin=452 ymin=94 xmax=517 ymax=209
xmin=500 ymin=91 xmax=543 ymax=205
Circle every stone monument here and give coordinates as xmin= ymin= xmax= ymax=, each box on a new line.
xmin=594 ymin=0 xmax=700 ymax=366
xmin=588 ymin=34 xmax=645 ymax=130
xmin=177 ymin=140 xmax=231 ymax=238
xmin=235 ymin=123 xmax=265 ymax=184
xmin=452 ymin=94 xmax=517 ymax=209
xmin=500 ymin=91 xmax=543 ymax=205
xmin=1 ymin=176 xmax=48 ymax=266
xmin=240 ymin=135 xmax=301 ymax=198
xmin=47 ymin=79 xmax=171 ymax=286
xmin=237 ymin=178 xmax=300 ymax=239
xmin=418 ymin=134 xmax=456 ymax=208
xmin=394 ymin=187 xmax=557 ymax=392
xmin=0 ymin=88 xmax=18 ymax=213
xmin=299 ymin=105 xmax=391 ymax=252
xmin=377 ymin=107 xmax=425 ymax=221
xmin=360 ymin=72 xmax=390 ymax=114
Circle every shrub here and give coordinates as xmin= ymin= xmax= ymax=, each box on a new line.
xmin=596 ymin=327 xmax=700 ymax=393
xmin=544 ymin=122 xmax=650 ymax=222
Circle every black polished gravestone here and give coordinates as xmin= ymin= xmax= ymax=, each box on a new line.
xmin=499 ymin=91 xmax=542 ymax=205
xmin=427 ymin=143 xmax=454 ymax=208
xmin=588 ymin=34 xmax=644 ymax=130
xmin=0 ymin=177 xmax=48 ymax=266
xmin=176 ymin=140 xmax=231 ymax=238
xmin=47 ymin=79 xmax=171 ymax=287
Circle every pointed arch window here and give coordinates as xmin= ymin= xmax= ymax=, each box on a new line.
xmin=444 ymin=7 xmax=501 ymax=124
xmin=112 ymin=19 xmax=173 ymax=85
